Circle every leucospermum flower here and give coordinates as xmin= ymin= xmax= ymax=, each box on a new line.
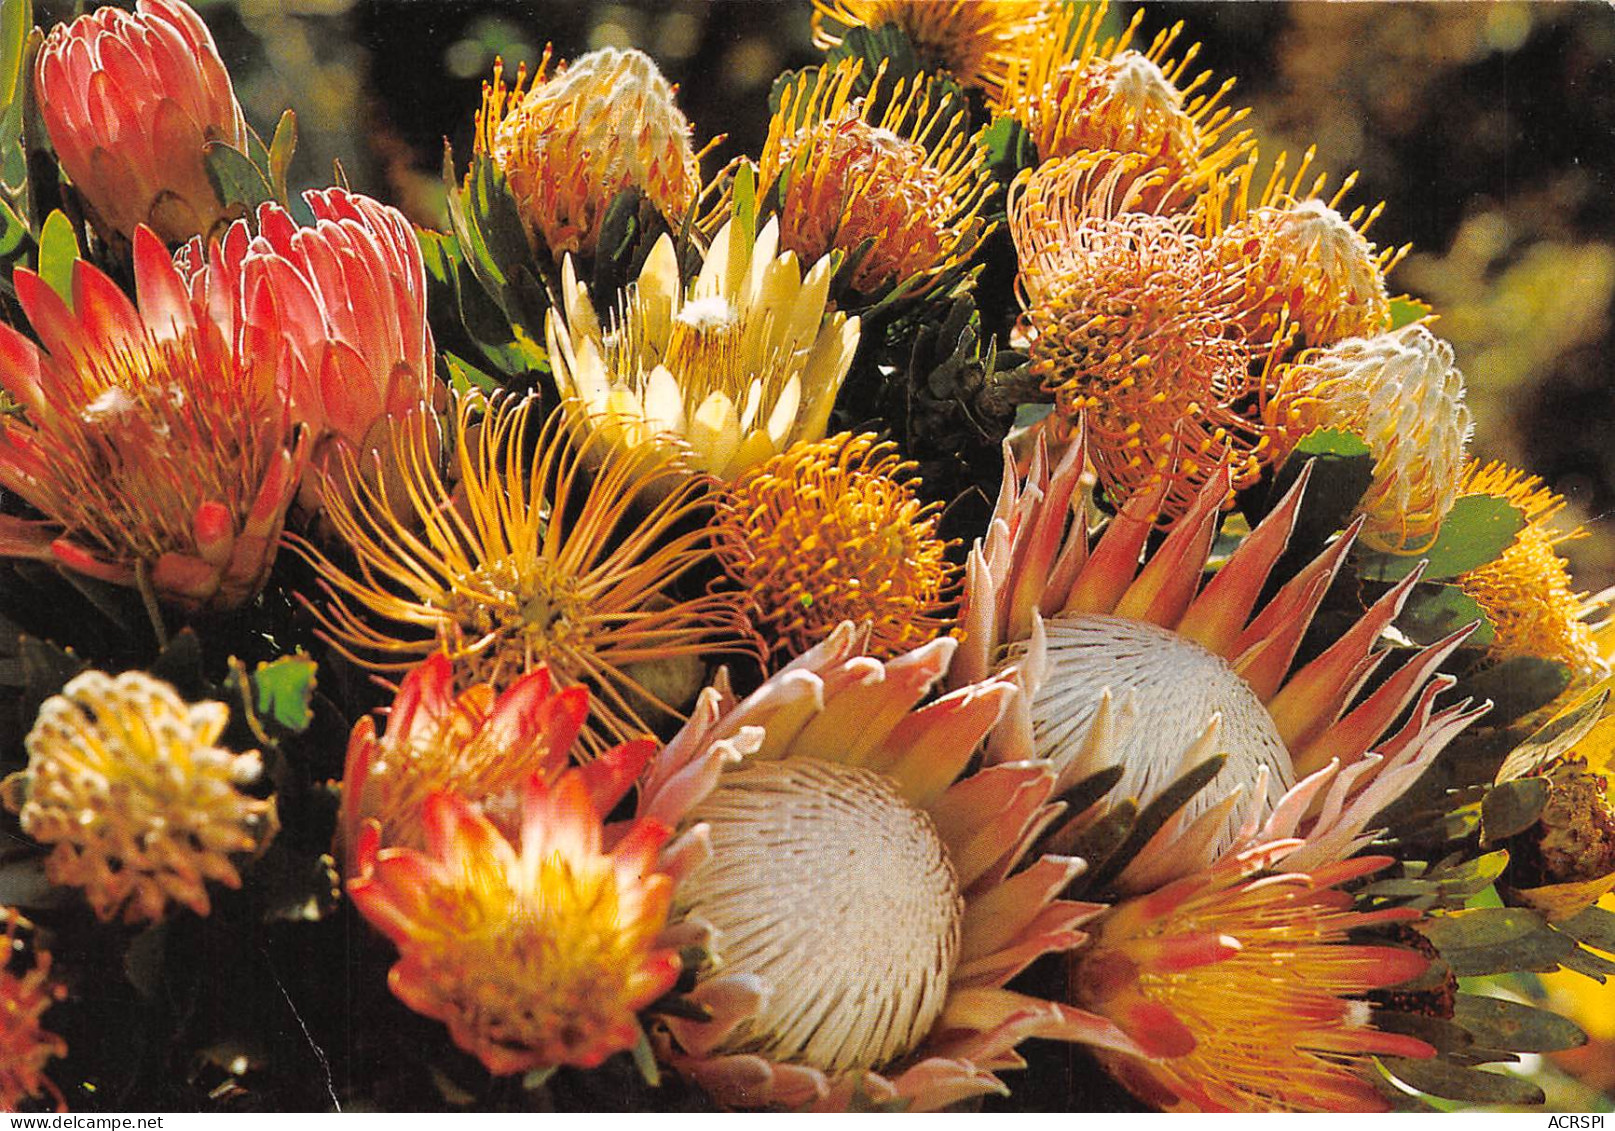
xmin=296 ymin=394 xmax=753 ymax=755
xmin=180 ymin=190 xmax=439 ymax=508
xmin=1010 ymin=154 xmax=1274 ymax=516
xmin=477 ymin=47 xmax=706 ymax=258
xmin=642 ymin=625 xmax=1148 ymax=1110
xmin=1273 ymin=325 xmax=1472 ymax=554
xmin=751 ymin=59 xmax=995 ymax=299
xmin=0 ymin=911 xmax=66 ymax=1113
xmin=810 ymin=0 xmax=1053 ymax=95
xmin=994 ymin=1 xmax=1251 ymax=206
xmin=715 ymin=433 xmax=954 ymax=663
xmin=546 ymin=217 xmax=860 ymax=480
xmin=36 ymin=0 xmax=248 ymax=245
xmin=0 ymin=228 xmax=309 ymax=612
xmin=955 ymin=428 xmax=1484 ymax=859
xmin=1455 ymin=461 xmax=1607 ymax=680
xmin=1 ymin=671 xmax=278 ymax=924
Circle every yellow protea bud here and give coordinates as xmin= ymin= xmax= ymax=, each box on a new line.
xmin=1455 ymin=461 xmax=1606 ymax=679
xmin=1274 ymin=325 xmax=1472 ymax=554
xmin=477 ymin=47 xmax=704 ymax=258
xmin=811 ymin=0 xmax=1053 ymax=96
xmin=1 ymin=671 xmax=278 ymax=925
xmin=715 ymin=432 xmax=955 ymax=662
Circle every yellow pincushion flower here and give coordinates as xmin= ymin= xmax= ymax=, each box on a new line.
xmin=811 ymin=0 xmax=1054 ymax=95
xmin=546 ymin=216 xmax=860 ymax=481
xmin=2 ymin=671 xmax=278 ymax=925
xmin=1 ymin=911 xmax=66 ymax=1113
xmin=477 ymin=47 xmax=705 ymax=258
xmin=715 ymin=432 xmax=955 ymax=662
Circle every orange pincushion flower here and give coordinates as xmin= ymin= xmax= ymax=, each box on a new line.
xmin=1010 ymin=154 xmax=1277 ymax=517
xmin=0 ymin=911 xmax=66 ymax=1113
xmin=1072 ymin=844 xmax=1436 ymax=1112
xmin=0 ymin=228 xmax=308 ymax=612
xmin=811 ymin=0 xmax=1053 ymax=95
xmin=477 ymin=47 xmax=706 ymax=258
xmin=36 ymin=0 xmax=248 ymax=245
xmin=756 ymin=59 xmax=995 ymax=298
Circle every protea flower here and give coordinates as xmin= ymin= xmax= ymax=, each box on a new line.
xmin=810 ymin=0 xmax=1053 ymax=96
xmin=36 ymin=0 xmax=249 ymax=245
xmin=0 ymin=670 xmax=278 ymax=925
xmin=749 ymin=59 xmax=995 ymax=299
xmin=294 ymin=393 xmax=754 ymax=756
xmin=1455 ymin=461 xmax=1607 ymax=681
xmin=1273 ymin=324 xmax=1472 ymax=554
xmin=0 ymin=228 xmax=309 ymax=612
xmin=993 ymin=0 xmax=1251 ymax=206
xmin=0 ymin=911 xmax=66 ymax=1113
xmin=954 ymin=426 xmax=1485 ymax=859
xmin=179 ymin=190 xmax=439 ymax=509
xmin=642 ymin=625 xmax=1148 ymax=1110
xmin=477 ymin=47 xmax=706 ymax=259
xmin=714 ymin=432 xmax=955 ymax=663
xmin=546 ymin=217 xmax=860 ymax=481
xmin=1010 ymin=154 xmax=1277 ymax=517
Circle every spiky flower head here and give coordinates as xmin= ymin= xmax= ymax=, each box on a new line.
xmin=295 ymin=394 xmax=753 ymax=756
xmin=645 ymin=625 xmax=1140 ymax=1110
xmin=752 ymin=59 xmax=995 ymax=299
xmin=477 ymin=47 xmax=704 ymax=259
xmin=1 ymin=670 xmax=278 ymax=925
xmin=546 ymin=217 xmax=860 ymax=481
xmin=1274 ymin=324 xmax=1472 ymax=554
xmin=715 ymin=432 xmax=955 ymax=663
xmin=1205 ymin=149 xmax=1407 ymax=352
xmin=0 ymin=228 xmax=308 ymax=612
xmin=1456 ymin=461 xmax=1606 ymax=679
xmin=35 ymin=0 xmax=248 ymax=245
xmin=811 ymin=0 xmax=1053 ymax=96
xmin=348 ymin=762 xmax=679 ymax=1074
xmin=0 ymin=911 xmax=66 ymax=1113
xmin=994 ymin=1 xmax=1251 ymax=207
xmin=1072 ymin=843 xmax=1436 ymax=1111
xmin=1010 ymin=154 xmax=1277 ymax=516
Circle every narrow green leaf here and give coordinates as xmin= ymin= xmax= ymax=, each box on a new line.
xmin=1422 ymin=907 xmax=1549 ymax=951
xmin=1388 ymin=295 xmax=1434 ymax=331
xmin=1454 ymin=994 xmax=1586 ymax=1053
xmin=1399 ymin=584 xmax=1493 ymax=648
xmin=203 ymin=141 xmax=274 ymax=210
xmin=732 ymin=159 xmax=756 ymax=249
xmin=1558 ymin=944 xmax=1615 ymax=981
xmin=1382 ymin=1057 xmax=1544 ymax=1106
xmin=445 ymin=351 xmax=499 ymax=397
xmin=1480 ymin=777 xmax=1551 ymax=844
xmin=1496 ymin=688 xmax=1608 ymax=784
xmin=267 ymin=108 xmax=298 ymax=204
xmin=1063 ymin=799 xmax=1136 ymax=883
xmin=37 ymin=208 xmax=77 ymax=305
xmin=1088 ymin=755 xmax=1227 ymax=890
xmin=0 ymin=0 xmax=28 ymax=112
xmin=1557 ymin=904 xmax=1615 ymax=953
xmin=251 ymin=654 xmax=317 ymax=734
xmin=1359 ymin=495 xmax=1525 ymax=582
xmin=0 ymin=191 xmax=27 ymax=259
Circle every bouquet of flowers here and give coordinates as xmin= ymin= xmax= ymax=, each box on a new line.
xmin=0 ymin=0 xmax=1612 ymax=1113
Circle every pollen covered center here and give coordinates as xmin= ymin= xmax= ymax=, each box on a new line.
xmin=678 ymin=757 xmax=963 ymax=1074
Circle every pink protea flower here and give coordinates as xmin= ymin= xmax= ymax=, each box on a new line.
xmin=181 ymin=190 xmax=439 ymax=507
xmin=0 ymin=228 xmax=308 ymax=612
xmin=35 ymin=0 xmax=249 ymax=245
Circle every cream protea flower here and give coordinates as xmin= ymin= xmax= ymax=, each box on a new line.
xmin=545 ymin=216 xmax=860 ymax=480
xmin=954 ymin=426 xmax=1485 ymax=858
xmin=639 ymin=625 xmax=1149 ymax=1110
xmin=1455 ymin=461 xmax=1607 ymax=680
xmin=0 ymin=228 xmax=309 ymax=612
xmin=993 ymin=0 xmax=1251 ymax=207
xmin=476 ymin=47 xmax=705 ymax=258
xmin=35 ymin=0 xmax=248 ymax=245
xmin=1273 ymin=324 xmax=1472 ymax=554
xmin=347 ymin=766 xmax=679 ymax=1074
xmin=179 ymin=190 xmax=439 ymax=508
xmin=745 ymin=59 xmax=994 ymax=299
xmin=810 ymin=0 xmax=1053 ymax=95
xmin=294 ymin=394 xmax=753 ymax=756
xmin=714 ymin=433 xmax=955 ymax=663
xmin=1010 ymin=154 xmax=1275 ymax=516
xmin=1 ymin=671 xmax=278 ymax=924
xmin=0 ymin=911 xmax=66 ymax=1113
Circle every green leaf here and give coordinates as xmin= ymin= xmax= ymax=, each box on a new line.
xmin=0 ymin=0 xmax=29 ymax=113
xmin=1381 ymin=1057 xmax=1544 ymax=1106
xmin=251 ymin=654 xmax=317 ymax=734
xmin=1265 ymin=428 xmax=1373 ymax=550
xmin=445 ymin=351 xmax=499 ymax=397
xmin=1480 ymin=777 xmax=1551 ymax=844
xmin=1557 ymin=944 xmax=1615 ymax=982
xmin=1063 ymin=799 xmax=1137 ymax=884
xmin=980 ymin=114 xmax=1039 ymax=181
xmin=1459 ymin=658 xmax=1573 ymax=731
xmin=1496 ymin=688 xmax=1608 ymax=784
xmin=824 ymin=23 xmax=922 ymax=94
xmin=1359 ymin=494 xmax=1525 ymax=582
xmin=630 ymin=1033 xmax=661 ymax=1088
xmin=203 ymin=141 xmax=274 ymax=210
xmin=1422 ymin=907 xmax=1577 ymax=976
xmin=732 ymin=159 xmax=756 ymax=240
xmin=1454 ymin=994 xmax=1586 ymax=1052
xmin=267 ymin=109 xmax=298 ymax=205
xmin=1088 ymin=755 xmax=1227 ymax=890
xmin=36 ymin=208 xmax=77 ymax=305
xmin=0 ymin=192 xmax=28 ymax=260
xmin=1399 ymin=584 xmax=1493 ymax=648
xmin=1388 ymin=295 xmax=1433 ymax=331
xmin=1557 ymin=904 xmax=1615 ymax=953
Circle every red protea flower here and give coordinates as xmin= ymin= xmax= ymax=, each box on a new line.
xmin=0 ymin=228 xmax=308 ymax=612
xmin=0 ymin=911 xmax=66 ymax=1113
xmin=180 ymin=190 xmax=439 ymax=507
xmin=35 ymin=0 xmax=248 ymax=245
